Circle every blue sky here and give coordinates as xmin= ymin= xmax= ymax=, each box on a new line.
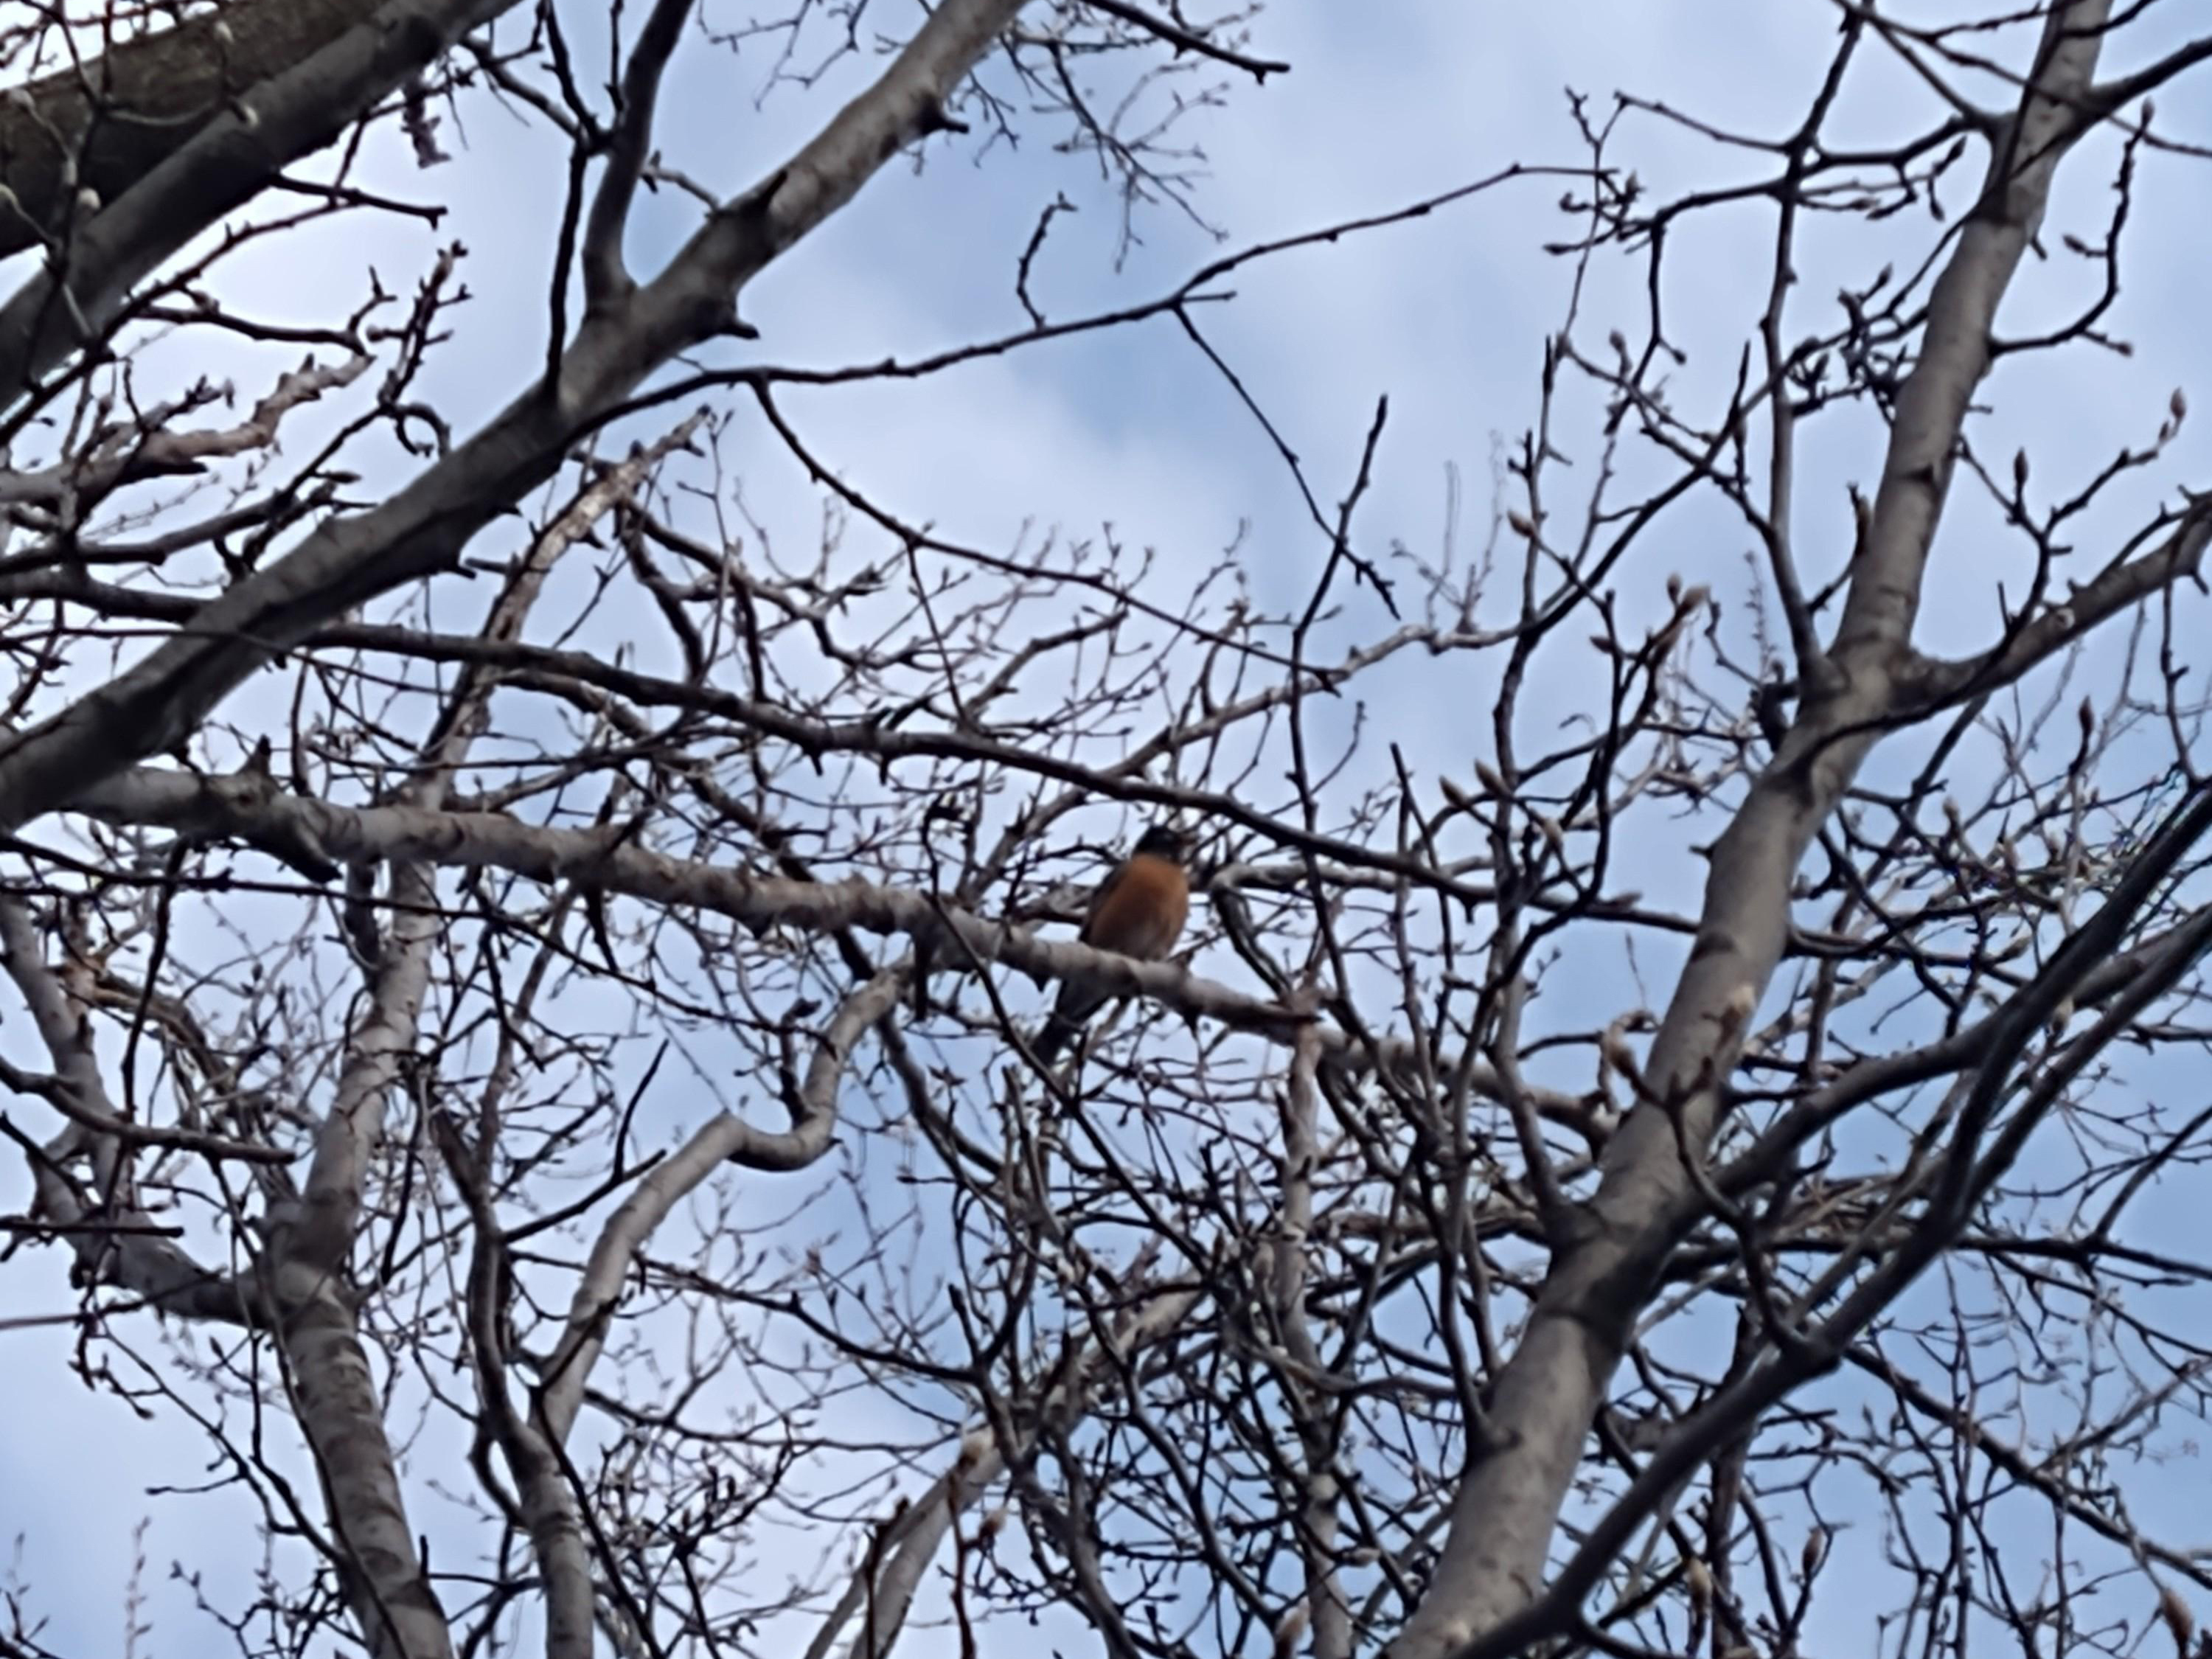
xmin=4 ymin=2 xmax=2212 ymax=1656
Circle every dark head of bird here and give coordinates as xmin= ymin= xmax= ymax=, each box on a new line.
xmin=1133 ymin=821 xmax=1192 ymax=863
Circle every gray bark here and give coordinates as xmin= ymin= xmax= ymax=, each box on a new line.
xmin=0 ymin=0 xmax=524 ymax=397
xmin=0 ymin=0 xmax=385 ymax=262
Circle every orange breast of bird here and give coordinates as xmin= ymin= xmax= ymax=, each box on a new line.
xmin=1081 ymin=852 xmax=1189 ymax=961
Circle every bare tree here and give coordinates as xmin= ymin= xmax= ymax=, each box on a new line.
xmin=4 ymin=4 xmax=2212 ymax=1659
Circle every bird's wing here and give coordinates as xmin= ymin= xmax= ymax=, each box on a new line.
xmin=1077 ymin=858 xmax=1131 ymax=943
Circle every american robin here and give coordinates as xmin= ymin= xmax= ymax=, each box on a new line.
xmin=1032 ymin=821 xmax=1192 ymax=1062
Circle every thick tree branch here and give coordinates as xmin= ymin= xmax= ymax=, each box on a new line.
xmin=0 ymin=0 xmax=1033 ymax=856
xmin=66 ymin=763 xmax=1604 ymax=1129
xmin=0 ymin=0 xmax=521 ymax=400
xmin=0 ymin=0 xmax=386 ymax=262
xmin=535 ymin=966 xmax=901 ymax=1450
xmin=1907 ymin=494 xmax=2212 ymax=709
xmin=579 ymin=0 xmax=695 ymax=310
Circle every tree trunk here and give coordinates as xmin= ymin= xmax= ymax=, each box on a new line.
xmin=0 ymin=0 xmax=383 ymax=260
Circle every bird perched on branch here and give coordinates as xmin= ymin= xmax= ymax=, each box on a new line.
xmin=1032 ymin=821 xmax=1192 ymax=1063
xmin=1753 ymin=673 xmax=1795 ymax=752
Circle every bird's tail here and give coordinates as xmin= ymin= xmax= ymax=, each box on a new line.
xmin=1031 ymin=1012 xmax=1079 ymax=1063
